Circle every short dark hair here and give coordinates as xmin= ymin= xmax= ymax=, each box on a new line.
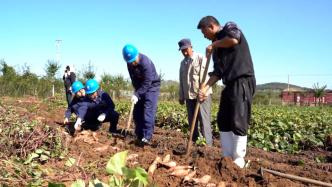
xmin=66 ymin=65 xmax=70 ymax=71
xmin=197 ymin=16 xmax=220 ymax=29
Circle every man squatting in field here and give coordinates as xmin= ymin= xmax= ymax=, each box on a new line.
xmin=123 ymin=44 xmax=161 ymax=146
xmin=63 ymin=80 xmax=86 ymax=134
xmin=197 ymin=16 xmax=256 ymax=168
xmin=178 ymin=38 xmax=213 ymax=146
xmin=63 ymin=79 xmax=119 ymax=135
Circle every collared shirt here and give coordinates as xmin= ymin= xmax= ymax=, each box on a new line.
xmin=179 ymin=52 xmax=212 ymax=100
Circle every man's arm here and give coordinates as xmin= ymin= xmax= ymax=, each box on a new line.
xmin=100 ymin=92 xmax=115 ymax=114
xmin=198 ymin=75 xmax=219 ymax=102
xmin=178 ymin=61 xmax=185 ymax=103
xmin=206 ymin=21 xmax=241 ymax=56
xmin=212 ymin=37 xmax=239 ymax=48
xmin=134 ymin=62 xmax=153 ymax=98
xmin=206 ymin=37 xmax=239 ymax=56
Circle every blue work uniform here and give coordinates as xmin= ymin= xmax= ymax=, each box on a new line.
xmin=127 ymin=53 xmax=160 ymax=141
xmin=64 ymin=96 xmax=86 ymax=119
xmin=77 ymin=90 xmax=119 ymax=132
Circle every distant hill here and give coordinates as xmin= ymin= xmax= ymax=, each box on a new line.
xmin=256 ymin=82 xmax=309 ymax=91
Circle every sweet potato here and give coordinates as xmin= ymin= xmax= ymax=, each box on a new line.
xmin=94 ymin=145 xmax=109 ymax=152
xmin=183 ymin=170 xmax=196 ymax=182
xmin=217 ymin=181 xmax=226 ymax=187
xmin=170 ymin=168 xmax=191 ymax=177
xmin=193 ymin=175 xmax=211 ymax=184
xmin=162 ymin=154 xmax=171 ymax=163
xmin=169 ymin=165 xmax=192 ymax=171
xmin=160 ymin=161 xmax=177 ymax=168
xmin=148 ymin=156 xmax=161 ymax=175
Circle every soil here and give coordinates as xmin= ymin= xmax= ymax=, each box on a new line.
xmin=1 ymin=96 xmax=332 ymax=187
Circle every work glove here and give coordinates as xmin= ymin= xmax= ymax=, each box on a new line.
xmin=131 ymin=95 xmax=138 ymax=104
xmin=97 ymin=113 xmax=106 ymax=122
xmin=63 ymin=118 xmax=69 ymax=124
xmin=74 ymin=118 xmax=82 ymax=131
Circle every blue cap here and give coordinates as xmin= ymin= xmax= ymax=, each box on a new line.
xmin=178 ymin=38 xmax=192 ymax=50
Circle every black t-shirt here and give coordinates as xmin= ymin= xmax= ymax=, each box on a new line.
xmin=210 ymin=22 xmax=255 ymax=85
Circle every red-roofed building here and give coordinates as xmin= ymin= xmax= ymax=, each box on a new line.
xmin=281 ymin=88 xmax=332 ymax=106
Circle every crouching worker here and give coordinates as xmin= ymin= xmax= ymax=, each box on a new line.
xmin=74 ymin=79 xmax=119 ymax=134
xmin=63 ymin=81 xmax=86 ymax=135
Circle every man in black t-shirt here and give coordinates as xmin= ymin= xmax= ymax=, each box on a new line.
xmin=197 ymin=16 xmax=256 ymax=168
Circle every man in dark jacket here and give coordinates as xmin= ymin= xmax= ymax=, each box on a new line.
xmin=73 ymin=79 xmax=119 ymax=134
xmin=63 ymin=80 xmax=86 ymax=135
xmin=197 ymin=16 xmax=256 ymax=168
xmin=63 ymin=65 xmax=76 ymax=106
xmin=122 ymin=44 xmax=160 ymax=146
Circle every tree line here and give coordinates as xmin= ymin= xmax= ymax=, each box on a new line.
xmin=0 ymin=59 xmax=226 ymax=101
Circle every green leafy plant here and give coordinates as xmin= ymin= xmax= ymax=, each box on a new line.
xmin=106 ymin=151 xmax=148 ymax=187
xmin=195 ymin=136 xmax=206 ymax=146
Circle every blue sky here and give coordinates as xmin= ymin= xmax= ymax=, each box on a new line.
xmin=1 ymin=0 xmax=331 ymax=88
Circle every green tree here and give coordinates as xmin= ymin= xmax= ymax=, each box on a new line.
xmin=160 ymin=80 xmax=179 ymax=100
xmin=100 ymin=73 xmax=129 ymax=99
xmin=312 ymin=82 xmax=327 ymax=106
xmin=82 ymin=61 xmax=96 ymax=81
xmin=44 ymin=60 xmax=61 ymax=80
xmin=0 ymin=60 xmax=18 ymax=96
xmin=0 ymin=59 xmax=16 ymax=77
xmin=44 ymin=60 xmax=61 ymax=97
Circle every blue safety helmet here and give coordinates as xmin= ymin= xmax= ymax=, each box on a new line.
xmin=71 ymin=81 xmax=84 ymax=94
xmin=85 ymin=79 xmax=100 ymax=94
xmin=122 ymin=44 xmax=139 ymax=63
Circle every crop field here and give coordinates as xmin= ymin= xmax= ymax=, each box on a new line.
xmin=0 ymin=96 xmax=331 ymax=186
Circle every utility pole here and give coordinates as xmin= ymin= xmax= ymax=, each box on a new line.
xmin=287 ymin=74 xmax=290 ymax=92
xmin=55 ymin=40 xmax=62 ymax=63
xmin=53 ymin=39 xmax=62 ymax=97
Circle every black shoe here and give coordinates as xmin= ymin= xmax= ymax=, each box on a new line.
xmin=65 ymin=124 xmax=75 ymax=136
xmin=109 ymin=129 xmax=122 ymax=137
xmin=141 ymin=138 xmax=151 ymax=146
xmin=134 ymin=138 xmax=151 ymax=147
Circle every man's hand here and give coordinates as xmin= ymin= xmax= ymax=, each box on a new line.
xmin=131 ymin=95 xmax=138 ymax=104
xmin=199 ymin=84 xmax=209 ymax=102
xmin=63 ymin=118 xmax=69 ymax=124
xmin=179 ymin=99 xmax=185 ymax=105
xmin=74 ymin=118 xmax=82 ymax=131
xmin=97 ymin=113 xmax=106 ymax=122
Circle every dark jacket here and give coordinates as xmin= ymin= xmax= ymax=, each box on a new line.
xmin=127 ymin=53 xmax=160 ymax=98
xmin=63 ymin=72 xmax=76 ymax=92
xmin=76 ymin=90 xmax=116 ymax=121
xmin=64 ymin=96 xmax=87 ymax=119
